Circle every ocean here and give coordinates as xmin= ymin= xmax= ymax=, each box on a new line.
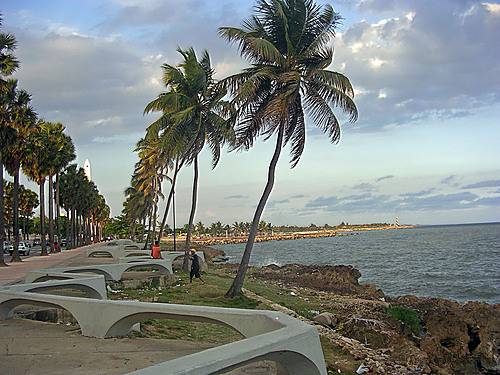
xmin=217 ymin=223 xmax=500 ymax=304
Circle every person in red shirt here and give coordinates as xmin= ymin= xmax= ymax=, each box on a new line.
xmin=151 ymin=241 xmax=162 ymax=259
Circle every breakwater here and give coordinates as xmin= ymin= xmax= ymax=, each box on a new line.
xmin=193 ymin=225 xmax=415 ymax=246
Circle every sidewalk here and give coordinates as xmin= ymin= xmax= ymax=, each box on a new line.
xmin=0 ymin=244 xmax=97 ymax=286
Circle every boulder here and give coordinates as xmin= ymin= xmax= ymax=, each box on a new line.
xmin=314 ymin=312 xmax=338 ymax=327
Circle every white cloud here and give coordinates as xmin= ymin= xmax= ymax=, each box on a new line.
xmin=369 ymin=57 xmax=386 ymax=69
xmin=335 ymin=0 xmax=500 ymax=131
xmin=482 ymin=2 xmax=500 ymax=15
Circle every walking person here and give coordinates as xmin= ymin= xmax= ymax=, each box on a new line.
xmin=189 ymin=249 xmax=204 ymax=283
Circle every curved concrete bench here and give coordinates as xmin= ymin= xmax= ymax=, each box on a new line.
xmin=86 ymin=244 xmax=143 ymax=258
xmin=28 ymin=260 xmax=173 ymax=282
xmin=3 ymin=273 xmax=107 ymax=300
xmin=0 ymin=291 xmax=326 ymax=374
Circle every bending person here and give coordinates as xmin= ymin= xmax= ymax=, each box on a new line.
xmin=189 ymin=248 xmax=204 ymax=283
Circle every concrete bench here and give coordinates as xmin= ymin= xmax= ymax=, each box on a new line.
xmin=2 ymin=273 xmax=107 ymax=300
xmin=0 ymin=290 xmax=326 ymax=374
xmin=117 ymin=251 xmax=207 ymax=270
xmin=86 ymin=243 xmax=144 ymax=258
xmin=26 ymin=260 xmax=173 ymax=282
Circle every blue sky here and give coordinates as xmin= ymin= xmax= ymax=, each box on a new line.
xmin=3 ymin=0 xmax=500 ymax=225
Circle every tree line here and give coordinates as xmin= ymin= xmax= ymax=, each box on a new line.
xmin=120 ymin=0 xmax=358 ymax=297
xmin=0 ymin=15 xmax=110 ymax=266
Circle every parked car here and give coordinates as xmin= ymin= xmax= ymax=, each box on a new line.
xmin=2 ymin=241 xmax=11 ymax=254
xmin=33 ymin=238 xmax=41 ymax=246
xmin=8 ymin=242 xmax=30 ymax=256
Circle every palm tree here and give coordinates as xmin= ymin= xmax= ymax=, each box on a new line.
xmin=23 ymin=121 xmax=53 ymax=255
xmin=3 ymin=86 xmax=37 ymax=262
xmin=134 ymin=136 xmax=165 ymax=248
xmin=145 ymin=47 xmax=235 ymax=270
xmin=53 ymin=127 xmax=75 ymax=247
xmin=19 ymin=185 xmax=38 ymax=241
xmin=194 ymin=221 xmax=205 ymax=236
xmin=0 ymin=15 xmax=19 ymax=266
xmin=43 ymin=122 xmax=75 ymax=252
xmin=59 ymin=165 xmax=81 ymax=248
xmin=220 ymin=0 xmax=358 ymax=297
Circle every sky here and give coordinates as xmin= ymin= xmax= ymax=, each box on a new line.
xmin=2 ymin=0 xmax=500 ymax=226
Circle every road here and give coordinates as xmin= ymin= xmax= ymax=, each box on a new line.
xmin=2 ymin=245 xmax=54 ymax=262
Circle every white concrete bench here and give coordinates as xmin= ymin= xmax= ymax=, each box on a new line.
xmin=26 ymin=260 xmax=173 ymax=282
xmin=0 ymin=290 xmax=326 ymax=374
xmin=3 ymin=273 xmax=107 ymax=300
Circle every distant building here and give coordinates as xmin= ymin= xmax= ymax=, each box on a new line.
xmin=84 ymin=159 xmax=92 ymax=181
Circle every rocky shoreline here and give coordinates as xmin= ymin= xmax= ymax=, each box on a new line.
xmin=215 ymin=262 xmax=500 ymax=374
xmin=192 ymin=225 xmax=415 ymax=246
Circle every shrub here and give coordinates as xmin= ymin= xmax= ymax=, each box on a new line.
xmin=385 ymin=305 xmax=421 ymax=335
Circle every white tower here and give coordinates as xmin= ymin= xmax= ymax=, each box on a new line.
xmin=83 ymin=159 xmax=92 ymax=181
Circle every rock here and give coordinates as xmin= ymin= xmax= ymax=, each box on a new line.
xmin=254 ymin=263 xmax=385 ymax=299
xmin=314 ymin=312 xmax=338 ymax=327
xmin=356 ymin=364 xmax=369 ymax=374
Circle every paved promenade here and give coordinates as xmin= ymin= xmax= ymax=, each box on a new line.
xmin=0 ymin=244 xmax=96 ymax=285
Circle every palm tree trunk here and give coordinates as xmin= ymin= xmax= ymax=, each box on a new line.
xmin=183 ymin=156 xmax=199 ymax=271
xmin=130 ymin=221 xmax=136 ymax=240
xmin=226 ymin=125 xmax=284 ymax=298
xmin=40 ymin=180 xmax=48 ymax=256
xmin=75 ymin=213 xmax=79 ymax=247
xmin=141 ymin=217 xmax=146 ymax=242
xmin=71 ymin=209 xmax=76 ymax=248
xmin=143 ymin=207 xmax=153 ymax=250
xmin=23 ymin=215 xmax=27 ymax=242
xmin=66 ymin=209 xmax=71 ymax=248
xmin=55 ymin=173 xmax=60 ymax=243
xmin=173 ymin=189 xmax=177 ymax=252
xmin=11 ymin=162 xmax=22 ymax=262
xmin=0 ymin=152 xmax=7 ymax=267
xmin=48 ymin=175 xmax=54 ymax=253
xmin=152 ymin=200 xmax=158 ymax=245
xmin=157 ymin=160 xmax=180 ymax=243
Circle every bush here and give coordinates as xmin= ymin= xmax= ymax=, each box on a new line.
xmin=385 ymin=305 xmax=421 ymax=335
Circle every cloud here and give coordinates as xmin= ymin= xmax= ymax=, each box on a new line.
xmin=225 ymin=194 xmax=248 ymax=200
xmin=305 ymin=196 xmax=339 ymax=209
xmin=399 ymin=188 xmax=435 ymax=197
xmin=268 ymin=198 xmax=291 ymax=209
xmin=375 ymin=175 xmax=395 ymax=182
xmin=11 ymin=28 xmax=161 ymax=144
xmin=475 ymin=196 xmax=500 ymax=206
xmin=462 ymin=179 xmax=500 ymax=189
xmin=290 ymin=194 xmax=306 ymax=199
xmin=352 ymin=182 xmax=377 ymax=192
xmin=334 ymin=0 xmax=500 ymax=131
xmin=399 ymin=192 xmax=478 ymax=210
xmin=344 ymin=193 xmax=373 ymax=200
xmin=441 ymin=175 xmax=458 ymax=185
xmin=303 ymin=190 xmax=497 ymax=213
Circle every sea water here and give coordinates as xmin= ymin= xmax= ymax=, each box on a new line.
xmin=217 ymin=223 xmax=500 ymax=304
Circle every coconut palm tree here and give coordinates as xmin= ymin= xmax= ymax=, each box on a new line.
xmin=23 ymin=120 xmax=53 ymax=255
xmin=19 ymin=185 xmax=38 ymax=241
xmin=145 ymin=47 xmax=235 ymax=270
xmin=220 ymin=0 xmax=358 ymax=297
xmin=3 ymin=86 xmax=37 ymax=262
xmin=53 ymin=128 xmax=75 ymax=247
xmin=59 ymin=165 xmax=80 ymax=248
xmin=0 ymin=15 xmax=19 ymax=266
xmin=42 ymin=122 xmax=75 ymax=252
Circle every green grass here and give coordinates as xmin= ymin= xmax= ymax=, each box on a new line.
xmin=111 ymin=267 xmax=358 ymax=372
xmin=385 ymin=305 xmax=421 ymax=335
